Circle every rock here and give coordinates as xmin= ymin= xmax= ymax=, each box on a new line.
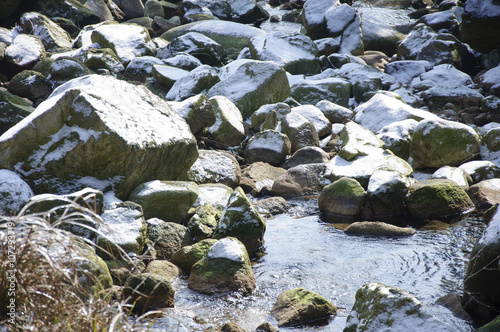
xmin=409 ymin=118 xmax=480 ymax=168
xmin=250 ymin=102 xmax=290 ymax=131
xmin=255 ymin=322 xmax=279 ymax=332
xmin=47 ymin=57 xmax=92 ymax=86
xmin=462 ymin=207 xmax=500 ymax=325
xmin=166 ymin=32 xmax=226 ymax=66
xmin=221 ymin=322 xmax=246 ymax=332
xmin=290 ymin=77 xmax=351 ymax=107
xmin=123 ymin=273 xmax=175 ymax=311
xmin=144 ymin=260 xmax=182 ymax=280
xmin=281 ymin=111 xmax=319 ymax=153
xmin=194 ymin=183 xmax=234 ymax=210
xmin=4 ymin=34 xmax=46 ymax=74
xmin=208 ymin=95 xmax=246 ymax=147
xmin=242 ymin=162 xmax=287 ymax=189
xmin=406 ymin=179 xmax=475 ymax=221
xmin=0 ymin=169 xmax=34 ymax=215
xmin=271 ymin=287 xmax=337 ymax=327
xmin=345 ymin=221 xmax=416 ymax=236
xmin=161 ymin=20 xmax=266 ymax=59
xmin=384 ymin=60 xmax=432 ymax=85
xmin=271 ymin=165 xmax=323 ymax=198
xmin=39 ymin=0 xmax=101 ymax=27
xmin=476 ymin=315 xmax=500 ymax=332
xmin=19 ymin=12 xmax=73 ymax=51
xmin=375 ymin=119 xmax=418 ymax=161
xmin=367 ymin=170 xmax=411 ymax=222
xmin=336 ymin=62 xmax=398 ymax=90
xmin=249 ymin=32 xmax=320 ymax=75
xmin=460 ymin=0 xmax=500 ymax=53
xmin=160 ymin=53 xmax=203 ymax=70
xmin=467 ymin=179 xmax=500 ymax=211
xmin=166 ymin=65 xmax=220 ymax=101
xmin=116 ymin=0 xmax=145 ymax=20
xmin=85 ymin=0 xmax=114 ymax=21
xmin=337 ymin=121 xmax=385 ymax=161
xmin=315 ymin=100 xmax=352 ymax=124
xmin=186 ymin=150 xmax=241 ymax=188
xmin=253 ymin=196 xmax=291 ymax=217
xmin=213 ymin=187 xmax=266 ymax=254
xmin=436 ymin=292 xmax=472 ymax=321
xmin=91 ymin=23 xmax=154 ymax=64
xmin=0 ymin=90 xmax=34 ymax=135
xmin=459 ymin=160 xmax=500 ymax=184
xmin=129 ymin=180 xmax=199 ymax=223
xmin=144 ymin=0 xmax=165 ymax=18
xmin=169 ymin=94 xmax=215 ymax=135
xmin=188 ymin=237 xmax=256 ymax=294
xmin=75 ymin=47 xmax=125 ymax=73
xmin=299 ymin=0 xmax=340 ymax=39
xmin=431 ymin=166 xmax=471 ymax=188
xmin=183 ymin=0 xmax=268 ymax=24
xmin=476 ymin=65 xmax=500 ymax=96
xmin=325 ymin=3 xmax=363 ymax=55
xmin=319 ymin=177 xmax=366 ymax=221
xmin=186 ymin=204 xmax=221 ymax=241
xmin=96 ymin=202 xmax=147 ymax=260
xmin=146 ymin=218 xmax=194 ymax=260
xmin=0 ymin=75 xmax=198 ymax=199
xmin=207 ymin=60 xmax=290 ymax=119
xmin=282 ymin=146 xmax=330 ymax=169
xmin=170 ymin=238 xmax=217 ymax=272
xmin=345 ymin=282 xmax=456 ymax=332
xmin=482 ymin=127 xmax=500 ymax=152
xmin=362 ymin=19 xmax=405 ymax=56
xmin=6 ymin=70 xmax=52 ymax=102
xmin=353 ymin=92 xmax=438 ymax=134
xmin=124 ymin=56 xmax=164 ymax=82
xmin=417 ymin=9 xmax=459 ymax=34
xmin=245 ymin=130 xmax=291 ymax=166
xmin=291 ymin=105 xmax=331 ymax=138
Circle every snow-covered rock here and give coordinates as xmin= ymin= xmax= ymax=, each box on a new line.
xmin=4 ymin=34 xmax=46 ymax=71
xmin=160 ymin=52 xmax=203 ymax=70
xmin=431 ymin=166 xmax=471 ymax=188
xmin=186 ymin=150 xmax=241 ymax=188
xmin=338 ymin=121 xmax=385 ymax=161
xmin=367 ymin=170 xmax=411 ymax=222
xmin=291 ymin=105 xmax=331 ymax=138
xmin=325 ymin=3 xmax=363 ymax=55
xmin=299 ymin=0 xmax=340 ymax=39
xmin=165 ymin=32 xmax=226 ymax=66
xmin=193 ymin=183 xmax=233 ymax=210
xmin=362 ymin=19 xmax=405 ymax=56
xmin=384 ymin=60 xmax=432 ymax=85
xmin=166 ymin=65 xmax=220 ymax=101
xmin=123 ymin=56 xmax=163 ymax=82
xmin=208 ymin=95 xmax=245 ymax=147
xmin=151 ymin=63 xmax=189 ymax=89
xmin=75 ymin=47 xmax=125 ymax=74
xmin=183 ymin=0 xmax=268 ymax=24
xmin=315 ymin=99 xmax=353 ymax=123
xmin=376 ymin=119 xmax=419 ymax=160
xmin=0 ymin=169 xmax=34 ymax=215
xmin=250 ymin=102 xmax=291 ymax=131
xmin=169 ymin=93 xmax=215 ymax=135
xmin=459 ymin=160 xmax=500 ymax=183
xmin=290 ymin=77 xmax=351 ymax=107
xmin=19 ymin=12 xmax=73 ymax=51
xmin=461 ymin=0 xmax=500 ymax=53
xmin=281 ymin=111 xmax=319 ymax=153
xmin=245 ymin=130 xmax=291 ymax=166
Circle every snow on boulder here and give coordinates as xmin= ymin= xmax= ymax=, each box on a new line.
xmin=461 ymin=0 xmax=500 ymax=53
xmin=168 ymin=93 xmax=215 ymax=135
xmin=338 ymin=121 xmax=385 ymax=161
xmin=165 ymin=32 xmax=226 ymax=66
xmin=291 ymin=105 xmax=332 ymax=138
xmin=281 ymin=111 xmax=319 ymax=153
xmin=151 ymin=63 xmax=189 ymax=89
xmin=325 ymin=3 xmax=363 ymax=55
xmin=0 ymin=74 xmax=198 ymax=199
xmin=290 ymin=76 xmax=351 ymax=107
xmin=207 ymin=60 xmax=290 ymax=119
xmin=431 ymin=166 xmax=471 ymax=188
xmin=367 ymin=170 xmax=411 ymax=222
xmin=249 ymin=32 xmax=320 ymax=75
xmin=250 ymin=102 xmax=291 ymax=131
xmin=300 ymin=0 xmax=341 ymax=39
xmin=410 ymin=118 xmax=480 ymax=168
xmin=194 ymin=183 xmax=233 ymax=210
xmin=186 ymin=149 xmax=242 ymax=188
xmin=4 ymin=34 xmax=46 ymax=72
xmin=166 ymin=65 xmax=220 ymax=101
xmin=19 ymin=12 xmax=73 ymax=51
xmin=91 ymin=23 xmax=154 ymax=64
xmin=208 ymin=95 xmax=246 ymax=147
xmin=376 ymin=119 xmax=419 ymax=161
xmin=244 ymin=129 xmax=291 ymax=166
xmin=384 ymin=60 xmax=432 ymax=85
xmin=0 ymin=169 xmax=34 ymax=215
xmin=123 ymin=56 xmax=164 ymax=83
xmin=459 ymin=160 xmax=500 ymax=184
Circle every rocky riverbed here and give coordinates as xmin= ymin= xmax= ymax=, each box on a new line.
xmin=1 ymin=0 xmax=500 ymax=330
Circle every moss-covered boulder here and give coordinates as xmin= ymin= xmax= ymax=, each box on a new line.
xmin=165 ymin=32 xmax=226 ymax=66
xmin=169 ymin=94 xmax=216 ymax=135
xmin=271 ymin=287 xmax=337 ymax=327
xmin=76 ymin=47 xmax=125 ymax=73
xmin=410 ymin=118 xmax=480 ymax=168
xmin=171 ymin=238 xmax=217 ymax=272
xmin=213 ymin=187 xmax=266 ymax=255
xmin=186 ymin=150 xmax=241 ymax=188
xmin=462 ymin=206 xmax=500 ymax=325
xmin=186 ymin=203 xmax=221 ymax=241
xmin=144 ymin=260 xmax=182 ymax=281
xmin=476 ymin=315 xmax=500 ymax=332
xmin=345 ymin=282 xmax=454 ymax=332
xmin=123 ymin=273 xmax=175 ymax=311
xmin=207 ymin=60 xmax=290 ymax=119
xmin=96 ymin=202 xmax=147 ymax=260
xmin=338 ymin=121 xmax=385 ymax=161
xmin=345 ymin=221 xmax=415 ymax=236
xmin=319 ymin=177 xmax=366 ymax=222
xmin=245 ymin=130 xmax=291 ymax=166
xmin=19 ymin=12 xmax=73 ymax=51
xmin=129 ymin=180 xmax=199 ymax=223
xmin=250 ymin=102 xmax=291 ymax=132
xmin=367 ymin=170 xmax=411 ymax=222
xmin=208 ymin=96 xmax=246 ymax=147
xmin=281 ymin=111 xmax=319 ymax=153
xmin=6 ymin=70 xmax=52 ymax=101
xmin=188 ymin=237 xmax=256 ymax=294
xmin=0 ymin=89 xmax=34 ymax=136
xmin=406 ymin=179 xmax=475 ymax=221
xmin=146 ymin=218 xmax=194 ymax=260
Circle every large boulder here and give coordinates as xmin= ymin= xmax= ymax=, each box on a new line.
xmin=207 ymin=60 xmax=290 ymax=119
xmin=337 ymin=121 xmax=385 ymax=161
xmin=188 ymin=237 xmax=256 ymax=294
xmin=4 ymin=34 xmax=46 ymax=74
xmin=409 ymin=118 xmax=480 ymax=168
xmin=367 ymin=170 xmax=411 ymax=222
xmin=376 ymin=119 xmax=419 ymax=161
xmin=290 ymin=77 xmax=351 ymax=107
xmin=271 ymin=288 xmax=337 ymax=327
xmin=319 ymin=177 xmax=366 ymax=222
xmin=166 ymin=65 xmax=220 ymax=101
xmin=186 ymin=150 xmax=241 ymax=188
xmin=165 ymin=32 xmax=226 ymax=66
xmin=146 ymin=217 xmax=194 ymax=260
xmin=291 ymin=105 xmax=331 ymax=138
xmin=213 ymin=187 xmax=266 ymax=255
xmin=460 ymin=0 xmax=500 ymax=53
xmin=208 ymin=96 xmax=246 ymax=147
xmin=406 ymin=179 xmax=475 ymax=221
xmin=281 ymin=111 xmax=319 ymax=153
xmin=345 ymin=283 xmax=456 ymax=332
xmin=462 ymin=206 xmax=500 ymax=325
xmin=128 ymin=180 xmax=199 ymax=223
xmin=0 ymin=75 xmax=198 ymax=199
xmin=19 ymin=12 xmax=72 ymax=52
xmin=325 ymin=3 xmax=363 ymax=55
xmin=244 ymin=130 xmax=291 ymax=166
xmin=299 ymin=0 xmax=340 ymax=39
xmin=270 ymin=164 xmax=324 ymax=198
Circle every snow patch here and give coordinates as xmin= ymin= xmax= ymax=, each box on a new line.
xmin=207 ymin=237 xmax=246 ymax=262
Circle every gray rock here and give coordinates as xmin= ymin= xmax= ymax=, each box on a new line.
xmin=299 ymin=0 xmax=340 ymax=39
xmin=245 ymin=130 xmax=291 ymax=166
xmin=467 ymin=179 xmax=500 ymax=211
xmin=460 ymin=0 xmax=500 ymax=53
xmin=48 ymin=57 xmax=92 ymax=87
xmin=144 ymin=0 xmax=165 ymax=18
xmin=160 ymin=52 xmax=203 ymax=70
xmin=151 ymin=63 xmax=189 ymax=89
xmin=0 ymin=169 xmax=34 ymax=215
xmin=325 ymin=3 xmax=363 ymax=55
xmin=6 ymin=70 xmax=52 ymax=101
xmin=208 ymin=95 xmax=246 ymax=147
xmin=345 ymin=221 xmax=415 ymax=236
xmin=166 ymin=32 xmax=226 ymax=66
xmin=75 ymin=47 xmax=125 ymax=73
xmin=124 ymin=56 xmax=164 ymax=82
xmin=250 ymin=102 xmax=291 ymax=131
xmin=362 ymin=19 xmax=405 ymax=56
xmin=115 ymin=0 xmax=145 ymax=20
xmin=338 ymin=121 xmax=385 ymax=161
xmin=146 ymin=217 xmax=194 ymax=260
xmin=39 ymin=0 xmax=101 ymax=26
xmin=431 ymin=166 xmax=471 ymax=188
xmin=271 ymin=164 xmax=323 ymax=198
xmin=166 ymin=65 xmax=220 ymax=101
xmin=194 ymin=183 xmax=234 ymax=211
xmin=384 ymin=60 xmax=432 ymax=85
xmin=367 ymin=170 xmax=411 ymax=222
xmin=19 ymin=12 xmax=73 ymax=51
xmin=253 ymin=197 xmax=291 ymax=217
xmin=281 ymin=111 xmax=319 ymax=153
xmin=282 ymin=146 xmax=330 ymax=169
xmin=315 ymin=100 xmax=353 ymax=123
xmin=459 ymin=160 xmax=500 ymax=184
xmin=290 ymin=77 xmax=351 ymax=107
xmin=169 ymin=94 xmax=216 ymax=135
xmin=291 ymin=105 xmax=331 ymax=138
xmin=376 ymin=119 xmax=418 ymax=160
xmin=144 ymin=260 xmax=182 ymax=281
xmin=186 ymin=150 xmax=241 ymax=188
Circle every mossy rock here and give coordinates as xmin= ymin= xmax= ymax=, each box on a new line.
xmin=123 ymin=273 xmax=175 ymax=311
xmin=0 ymin=89 xmax=34 ymax=135
xmin=170 ymin=238 xmax=218 ymax=272
xmin=48 ymin=56 xmax=92 ymax=85
xmin=78 ymin=47 xmax=125 ymax=73
xmin=186 ymin=204 xmax=221 ymax=241
xmin=319 ymin=177 xmax=366 ymax=222
xmin=146 ymin=218 xmax=194 ymax=260
xmin=144 ymin=260 xmax=182 ymax=280
xmin=338 ymin=121 xmax=385 ymax=161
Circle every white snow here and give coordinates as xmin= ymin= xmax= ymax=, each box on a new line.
xmin=98 ymin=206 xmax=143 ymax=245
xmin=291 ymin=105 xmax=331 ymax=136
xmin=193 ymin=184 xmax=232 ymax=210
xmin=207 ymin=237 xmax=246 ymax=262
xmin=208 ymin=95 xmax=245 ymax=134
xmin=247 ymin=131 xmax=286 ymax=153
xmin=385 ymin=60 xmax=431 ymax=85
xmin=481 ymin=65 xmax=500 ymax=86
xmin=413 ymin=64 xmax=473 ymax=87
xmin=0 ymin=170 xmax=34 ymax=214
xmin=5 ymin=34 xmax=44 ymax=67
xmin=190 ymin=151 xmax=239 ymax=182
xmin=376 ymin=119 xmax=419 ymax=143
xmin=431 ymin=166 xmax=469 ymax=187
xmin=302 ymin=0 xmax=340 ymax=26
xmin=284 ymin=111 xmax=310 ymax=129
xmin=478 ymin=207 xmax=500 ymax=246
xmin=399 ymin=24 xmax=437 ymax=59
xmin=325 ymin=4 xmax=356 ymax=35
xmin=250 ymin=32 xmax=317 ymax=66
xmin=367 ymin=170 xmax=410 ymax=195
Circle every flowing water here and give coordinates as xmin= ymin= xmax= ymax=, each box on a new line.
xmin=151 ymin=199 xmax=485 ymax=331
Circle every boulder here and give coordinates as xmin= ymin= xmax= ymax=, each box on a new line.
xmin=124 ymin=56 xmax=164 ymax=83
xmin=6 ymin=70 xmax=52 ymax=102
xmin=345 ymin=221 xmax=416 ymax=236
xmin=208 ymin=95 xmax=246 ymax=147
xmin=271 ymin=164 xmax=323 ymax=198
xmin=281 ymin=111 xmax=319 ymax=153
xmin=291 ymin=105 xmax=331 ymax=138
xmin=0 ymin=90 xmax=34 ymax=136
xmin=375 ymin=119 xmax=418 ymax=161
xmin=47 ymin=57 xmax=92 ymax=86
xmin=160 ymin=53 xmax=203 ymax=70
xmin=409 ymin=118 xmax=480 ymax=168
xmin=186 ymin=204 xmax=221 ymax=241
xmin=319 ymin=177 xmax=366 ymax=221
xmin=460 ymin=0 xmax=500 ymax=53
xmin=459 ymin=160 xmax=500 ymax=184
xmin=335 ymin=63 xmax=398 ymax=90
xmin=213 ymin=187 xmax=266 ymax=254
xmin=129 ymin=180 xmax=199 ymax=223
xmin=325 ymin=3 xmax=363 ymax=55
xmin=96 ymin=202 xmax=147 ymax=260
xmin=462 ymin=206 xmax=500 ymax=325
xmin=186 ymin=150 xmax=241 ymax=188
xmin=114 ymin=0 xmax=145 ymax=20
xmin=345 ymin=283 xmax=456 ymax=332
xmin=244 ymin=130 xmax=291 ymax=166
xmin=188 ymin=237 xmax=256 ymax=294
xmin=431 ymin=166 xmax=471 ymax=188
xmin=241 ymin=161 xmax=287 ymax=189
xmin=194 ymin=183 xmax=234 ymax=210
xmin=299 ymin=0 xmax=340 ymax=39
xmin=75 ymin=47 xmax=125 ymax=73
xmin=367 ymin=170 xmax=411 ymax=222
xmin=144 ymin=0 xmax=165 ymax=18
xmin=315 ymin=100 xmax=353 ymax=124
xmin=253 ymin=197 xmax=291 ymax=217
xmin=476 ymin=65 xmax=500 ymax=96
xmin=362 ymin=19 xmax=405 ymax=56
xmin=249 ymin=32 xmax=320 ymax=75
xmin=123 ymin=273 xmax=175 ymax=311
xmin=0 ymin=75 xmax=198 ymax=199
xmin=0 ymin=169 xmax=34 ymax=215
xmin=207 ymin=60 xmax=290 ymax=119
xmin=467 ymin=179 xmax=500 ymax=211
xmin=384 ymin=60 xmax=432 ymax=85
xmin=166 ymin=65 xmax=220 ymax=101
xmin=182 ymin=0 xmax=268 ymax=24
xmin=146 ymin=218 xmax=194 ymax=260
xmin=169 ymin=93 xmax=216 ymax=135
xmin=91 ymin=23 xmax=154 ymax=64
xmin=19 ymin=12 xmax=73 ymax=51
xmin=165 ymin=32 xmax=226 ymax=66
xmin=250 ymin=102 xmax=290 ymax=131
xmin=271 ymin=287 xmax=337 ymax=327
xmin=39 ymin=0 xmax=101 ymax=27
xmin=290 ymin=77 xmax=351 ymax=107
xmin=4 ymin=34 xmax=45 ymax=74
xmin=338 ymin=121 xmax=385 ymax=161
xmin=282 ymin=146 xmax=330 ymax=169
xmin=417 ymin=9 xmax=459 ymax=34
xmin=144 ymin=260 xmax=182 ymax=281
xmin=406 ymin=179 xmax=475 ymax=221
xmin=170 ymin=238 xmax=217 ymax=271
